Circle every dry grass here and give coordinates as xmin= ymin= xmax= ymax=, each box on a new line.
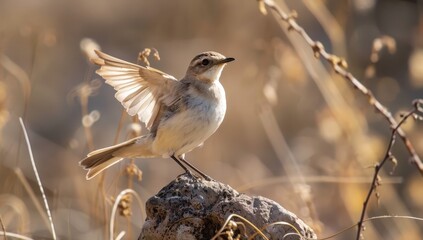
xmin=0 ymin=0 xmax=423 ymax=239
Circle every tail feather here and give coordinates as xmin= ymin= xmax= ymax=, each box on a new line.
xmin=80 ymin=135 xmax=155 ymax=180
xmin=80 ymin=147 xmax=118 ymax=170
xmin=86 ymin=156 xmax=123 ymax=180
xmin=86 ymin=137 xmax=140 ymax=157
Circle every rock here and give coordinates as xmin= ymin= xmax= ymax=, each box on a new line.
xmin=139 ymin=173 xmax=316 ymax=240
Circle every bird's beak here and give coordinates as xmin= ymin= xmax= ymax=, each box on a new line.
xmin=216 ymin=57 xmax=235 ymax=65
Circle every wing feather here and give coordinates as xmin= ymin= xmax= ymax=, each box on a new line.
xmin=121 ymin=86 xmax=149 ymax=103
xmin=94 ymin=50 xmax=180 ymax=130
xmin=140 ymin=98 xmax=156 ymax=123
xmin=147 ymin=102 xmax=160 ymax=128
xmin=128 ymin=91 xmax=152 ymax=110
xmin=130 ymin=93 xmax=153 ymax=117
xmin=103 ymin=74 xmax=141 ymax=80
xmin=112 ymin=82 xmax=142 ymax=91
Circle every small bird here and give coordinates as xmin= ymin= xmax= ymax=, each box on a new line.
xmin=79 ymin=50 xmax=234 ymax=180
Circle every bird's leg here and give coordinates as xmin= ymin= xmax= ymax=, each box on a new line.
xmin=171 ymin=155 xmax=193 ymax=176
xmin=177 ymin=156 xmax=212 ymax=181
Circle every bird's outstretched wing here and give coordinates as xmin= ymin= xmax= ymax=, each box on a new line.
xmin=93 ymin=50 xmax=180 ymax=129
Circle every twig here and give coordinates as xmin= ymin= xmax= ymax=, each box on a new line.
xmin=110 ymin=189 xmax=144 ymax=240
xmin=211 ymin=214 xmax=270 ymax=240
xmin=75 ymin=46 xmax=108 ymax=235
xmin=259 ymin=105 xmax=318 ymax=227
xmin=113 ymin=110 xmax=127 ymax=145
xmin=19 ymin=118 xmax=57 ymax=240
xmin=0 ymin=54 xmax=31 ymax=167
xmin=0 ymin=215 xmax=6 ymax=240
xmin=77 ymin=81 xmax=99 ymax=151
xmin=302 ymin=0 xmax=346 ymax=56
xmin=0 ymin=231 xmax=34 ymax=240
xmin=14 ymin=168 xmax=51 ymax=234
xmin=115 ymin=231 xmax=126 ymax=240
xmin=250 ymin=221 xmax=302 ymax=239
xmin=356 ymin=102 xmax=421 ymax=240
xmin=0 ymin=55 xmax=31 ymax=101
xmin=258 ymin=0 xmax=423 ymax=174
xmin=317 ymin=215 xmax=423 ymax=240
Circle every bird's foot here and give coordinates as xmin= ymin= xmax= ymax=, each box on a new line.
xmin=200 ymin=173 xmax=212 ymax=181
xmin=182 ymin=170 xmax=212 ymax=181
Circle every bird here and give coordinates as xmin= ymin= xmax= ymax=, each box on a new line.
xmin=79 ymin=50 xmax=234 ymax=180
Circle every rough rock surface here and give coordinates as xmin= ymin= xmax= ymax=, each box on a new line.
xmin=139 ymin=173 xmax=316 ymax=240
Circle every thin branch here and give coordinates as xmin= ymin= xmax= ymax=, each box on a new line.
xmin=356 ymin=103 xmax=421 ymax=240
xmin=0 ymin=54 xmax=32 ymax=168
xmin=258 ymin=0 xmax=423 ymax=174
xmin=0 ymin=215 xmax=6 ymax=240
xmin=211 ymin=214 xmax=270 ymax=240
xmin=0 ymin=231 xmax=34 ymax=240
xmin=250 ymin=221 xmax=302 ymax=239
xmin=113 ymin=110 xmax=127 ymax=145
xmin=115 ymin=231 xmax=126 ymax=240
xmin=259 ymin=105 xmax=320 ymax=227
xmin=14 ymin=168 xmax=51 ymax=233
xmin=110 ymin=189 xmax=144 ymax=240
xmin=257 ymin=1 xmax=423 ymax=238
xmin=317 ymin=215 xmax=423 ymax=240
xmin=19 ymin=118 xmax=57 ymax=240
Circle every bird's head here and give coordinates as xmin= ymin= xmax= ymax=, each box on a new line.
xmin=185 ymin=51 xmax=235 ymax=83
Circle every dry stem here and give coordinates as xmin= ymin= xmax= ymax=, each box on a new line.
xmin=19 ymin=118 xmax=57 ymax=240
xmin=258 ymin=0 xmax=423 ymax=174
xmin=356 ymin=101 xmax=422 ymax=240
xmin=0 ymin=215 xmax=6 ymax=240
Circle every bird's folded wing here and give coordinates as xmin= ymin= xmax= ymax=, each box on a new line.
xmin=94 ymin=50 xmax=180 ymax=129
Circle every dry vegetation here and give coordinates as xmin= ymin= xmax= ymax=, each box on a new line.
xmin=1 ymin=0 xmax=423 ymax=239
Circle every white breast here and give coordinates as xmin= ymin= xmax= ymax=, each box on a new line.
xmin=152 ymin=82 xmax=226 ymax=157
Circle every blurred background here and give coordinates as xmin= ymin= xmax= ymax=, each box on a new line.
xmin=0 ymin=0 xmax=422 ymax=239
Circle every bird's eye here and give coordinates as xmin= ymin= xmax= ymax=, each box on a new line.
xmin=201 ymin=59 xmax=210 ymax=66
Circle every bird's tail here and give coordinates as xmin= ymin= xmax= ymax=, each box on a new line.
xmin=79 ymin=136 xmax=155 ymax=180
